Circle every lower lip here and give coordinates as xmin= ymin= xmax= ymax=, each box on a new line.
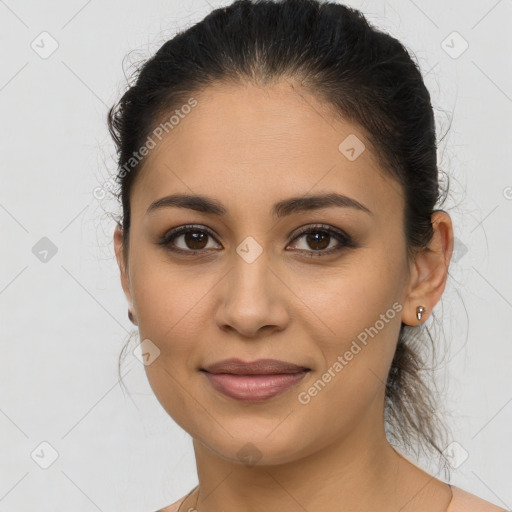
xmin=202 ymin=371 xmax=309 ymax=402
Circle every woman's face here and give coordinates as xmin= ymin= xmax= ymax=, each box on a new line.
xmin=115 ymin=80 xmax=424 ymax=465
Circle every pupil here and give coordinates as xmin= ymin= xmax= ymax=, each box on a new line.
xmin=307 ymin=232 xmax=329 ymax=250
xmin=186 ymin=232 xmax=207 ymax=250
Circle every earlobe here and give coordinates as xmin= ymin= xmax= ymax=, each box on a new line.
xmin=402 ymin=211 xmax=454 ymax=326
xmin=128 ymin=309 xmax=138 ymax=325
xmin=415 ymin=305 xmax=426 ymax=323
xmin=402 ymin=302 xmax=429 ymax=327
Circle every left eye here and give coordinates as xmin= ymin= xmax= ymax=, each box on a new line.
xmin=287 ymin=225 xmax=353 ymax=256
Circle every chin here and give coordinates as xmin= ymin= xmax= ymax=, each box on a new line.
xmin=200 ymin=436 xmax=308 ymax=467
xmin=189 ymin=412 xmax=325 ymax=468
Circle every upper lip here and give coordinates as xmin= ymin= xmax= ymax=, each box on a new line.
xmin=201 ymin=358 xmax=310 ymax=375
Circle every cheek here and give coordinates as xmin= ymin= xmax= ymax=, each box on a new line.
xmin=128 ymin=243 xmax=209 ymax=344
xmin=132 ymin=273 xmax=206 ymax=355
xmin=294 ymin=247 xmax=405 ymax=401
xmin=293 ymin=282 xmax=402 ymax=444
xmin=296 ymin=247 xmax=405 ymax=348
xmin=128 ymin=257 xmax=210 ymax=430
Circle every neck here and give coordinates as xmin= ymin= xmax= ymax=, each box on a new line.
xmin=189 ymin=416 xmax=414 ymax=512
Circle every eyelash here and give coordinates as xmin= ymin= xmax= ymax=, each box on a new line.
xmin=158 ymin=223 xmax=355 ymax=258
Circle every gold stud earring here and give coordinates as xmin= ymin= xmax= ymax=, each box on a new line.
xmin=416 ymin=305 xmax=426 ymax=322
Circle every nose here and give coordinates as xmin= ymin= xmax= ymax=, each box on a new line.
xmin=213 ymin=251 xmax=291 ymax=339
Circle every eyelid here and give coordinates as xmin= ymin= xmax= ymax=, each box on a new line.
xmin=159 ymin=223 xmax=355 ymax=255
xmin=159 ymin=224 xmax=221 ymax=250
xmin=288 ymin=223 xmax=351 ymax=242
xmin=287 ymin=223 xmax=355 ymax=254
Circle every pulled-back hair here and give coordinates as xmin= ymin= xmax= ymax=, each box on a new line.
xmin=108 ymin=0 xmax=451 ymax=475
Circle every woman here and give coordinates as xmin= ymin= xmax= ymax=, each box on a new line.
xmin=108 ymin=0 xmax=507 ymax=510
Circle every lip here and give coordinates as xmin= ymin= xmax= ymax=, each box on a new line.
xmin=200 ymin=358 xmax=310 ymax=402
xmin=202 ymin=358 xmax=309 ymax=375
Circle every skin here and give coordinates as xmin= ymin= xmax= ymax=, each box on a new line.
xmin=114 ymin=79 xmax=454 ymax=512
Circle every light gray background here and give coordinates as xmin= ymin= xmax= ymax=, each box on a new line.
xmin=0 ymin=0 xmax=511 ymax=510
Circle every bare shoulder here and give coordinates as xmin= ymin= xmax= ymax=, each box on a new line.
xmin=449 ymin=485 xmax=508 ymax=512
xmin=154 ymin=495 xmax=186 ymax=512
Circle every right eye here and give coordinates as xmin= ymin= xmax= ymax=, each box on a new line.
xmin=158 ymin=225 xmax=222 ymax=255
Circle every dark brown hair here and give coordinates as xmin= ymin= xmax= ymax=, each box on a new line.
xmin=108 ymin=0 xmax=452 ymax=476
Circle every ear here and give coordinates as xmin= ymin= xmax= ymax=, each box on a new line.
xmin=402 ymin=211 xmax=454 ymax=326
xmin=114 ymin=224 xmax=137 ymax=324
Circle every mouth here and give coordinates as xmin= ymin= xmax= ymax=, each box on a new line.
xmin=200 ymin=358 xmax=311 ymax=402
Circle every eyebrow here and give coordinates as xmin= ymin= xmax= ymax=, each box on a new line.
xmin=146 ymin=192 xmax=373 ymax=218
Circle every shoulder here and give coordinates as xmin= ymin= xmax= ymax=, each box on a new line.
xmin=154 ymin=495 xmax=186 ymax=512
xmin=448 ymin=485 xmax=509 ymax=512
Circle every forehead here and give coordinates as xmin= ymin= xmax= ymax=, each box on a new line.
xmin=130 ymin=80 xmax=403 ymax=221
